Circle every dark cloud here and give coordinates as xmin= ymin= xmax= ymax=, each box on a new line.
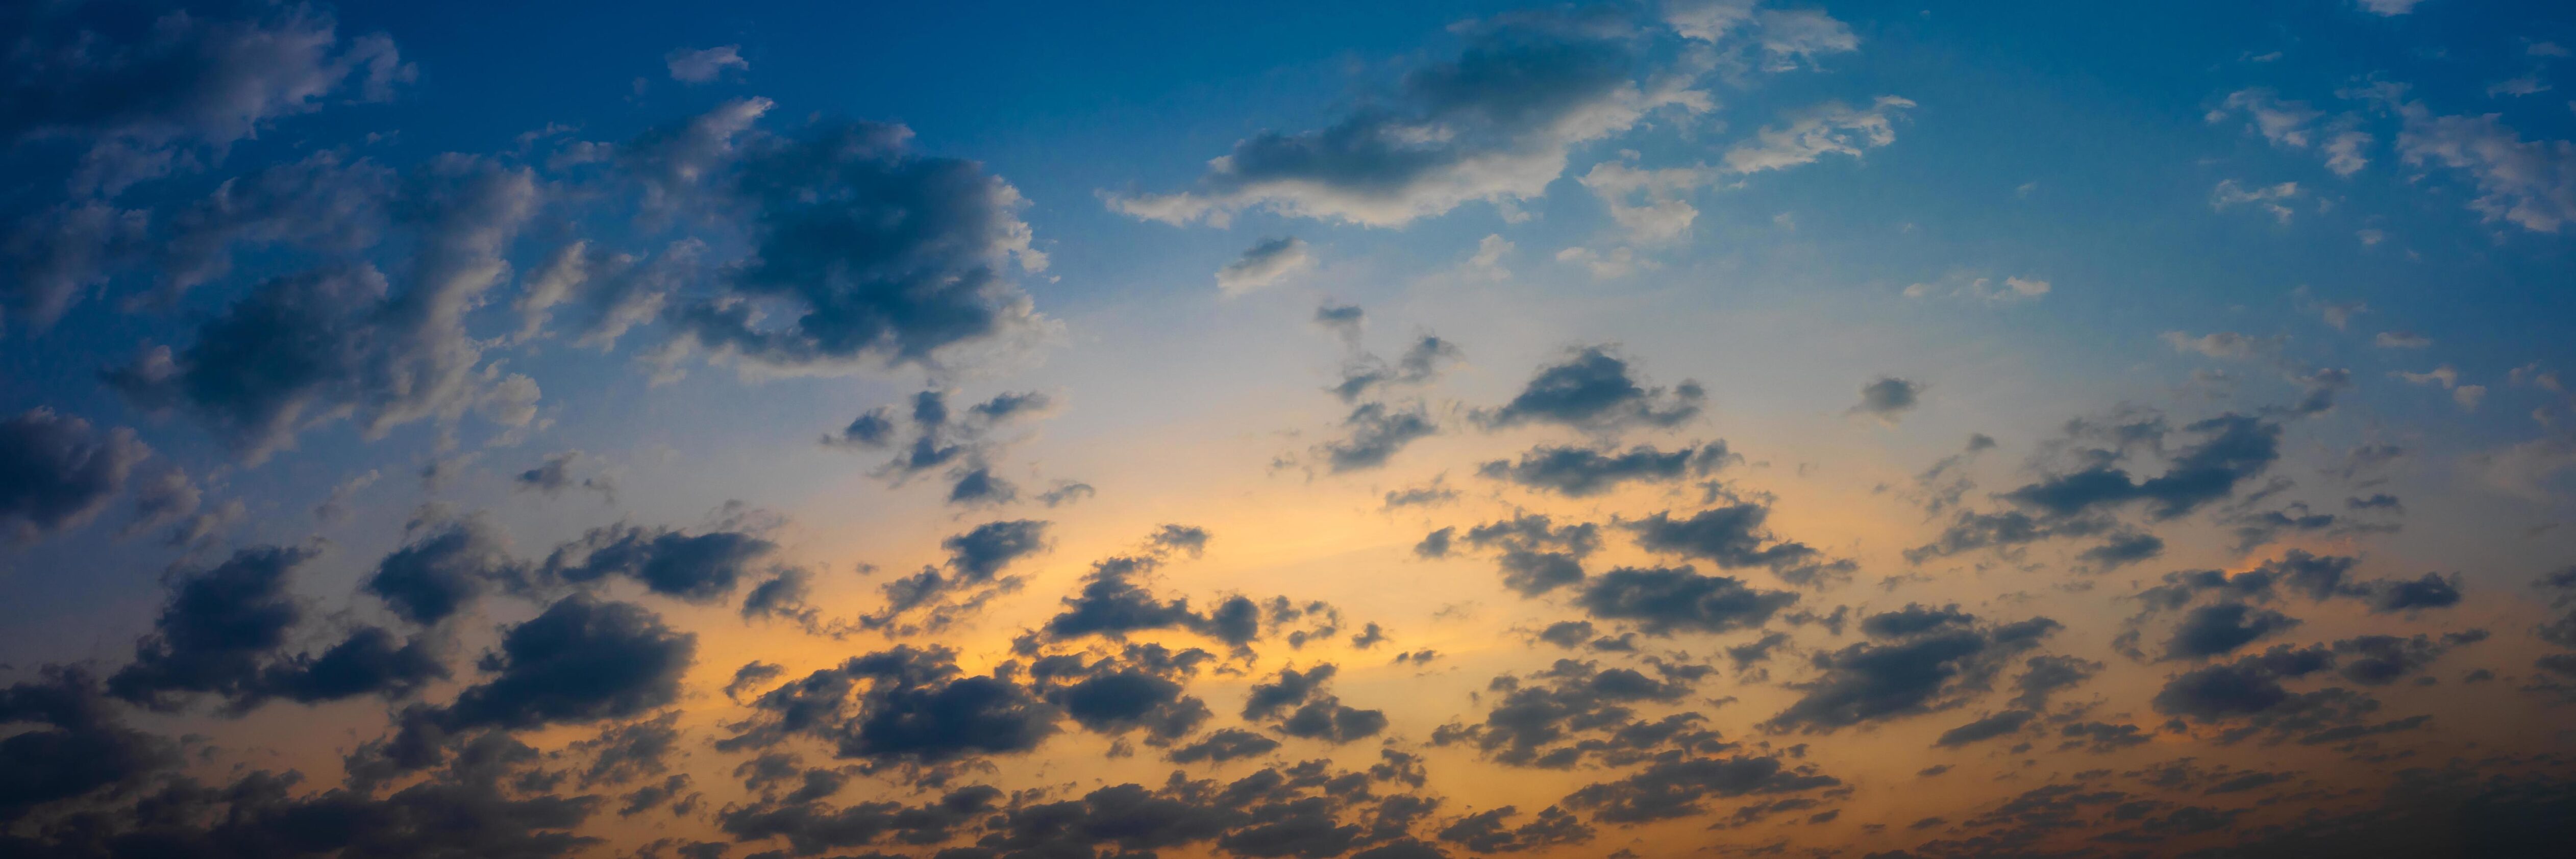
xmin=1438 ymin=805 xmax=1593 ymax=853
xmin=0 ymin=200 xmax=148 ymax=332
xmin=1032 ymin=645 xmax=1214 ymax=745
xmin=1477 ymin=441 xmax=1730 ymax=496
xmin=1572 ymin=565 xmax=1798 ymax=636
xmin=1107 ymin=9 xmax=1696 ymax=228
xmin=0 ymin=4 xmax=406 ymax=190
xmin=153 ymin=149 xmax=398 ymax=304
xmin=1333 ymin=335 xmax=1464 ymax=402
xmin=1414 ymin=526 xmax=1456 ymax=559
xmin=717 ymin=784 xmax=1000 ymax=855
xmin=1765 ymin=608 xmax=2060 ymax=733
xmin=542 ymin=521 xmax=778 ymax=603
xmin=2150 ymin=644 xmax=2427 ymax=745
xmin=104 ymin=545 xmax=448 ymax=714
xmin=1624 ymin=502 xmax=1851 ymax=587
xmin=0 ymin=407 xmax=148 ymax=543
xmin=0 ymin=667 xmax=174 ymax=820
xmin=1171 ymin=727 xmax=1284 ymax=764
xmin=655 ymin=111 xmax=1049 ymax=372
xmin=825 ymin=389 xmax=1056 ymax=506
xmin=1851 ymin=376 xmax=1923 ymax=422
xmin=2076 ymin=531 xmax=2165 ymax=570
xmin=1462 ymin=514 xmax=1601 ymax=595
xmin=1432 ymin=659 xmax=1719 ymax=769
xmin=366 ymin=513 xmax=528 ymax=625
xmin=2001 ymin=414 xmax=2281 ymax=522
xmin=1933 ymin=709 xmax=2037 ymax=747
xmin=1043 ymin=551 xmax=1258 ymax=648
xmin=722 ymin=645 xmax=1055 ymax=766
xmin=105 ymin=156 xmax=540 ymax=461
xmin=1241 ymin=664 xmax=1388 ymax=745
xmin=1319 ymin=401 xmax=1439 ymax=472
xmin=2165 ymin=602 xmax=2302 ymax=660
xmin=1904 ymin=509 xmax=2113 ymax=565
xmin=433 ymin=594 xmax=696 ymax=733
xmin=516 ymin=450 xmax=615 ymax=500
xmin=1475 ymin=346 xmax=1704 ymax=433
xmin=2011 ymin=654 xmax=2101 ymax=710
xmin=1562 ymin=752 xmax=1843 ymax=824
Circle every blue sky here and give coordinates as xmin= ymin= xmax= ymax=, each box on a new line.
xmin=4 ymin=2 xmax=2576 ymax=857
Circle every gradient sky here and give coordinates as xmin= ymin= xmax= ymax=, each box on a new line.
xmin=4 ymin=2 xmax=2576 ymax=857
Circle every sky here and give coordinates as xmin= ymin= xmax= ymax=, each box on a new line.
xmin=4 ymin=1 xmax=2576 ymax=857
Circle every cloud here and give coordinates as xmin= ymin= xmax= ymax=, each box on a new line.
xmin=1477 ymin=441 xmax=1731 ymax=496
xmin=107 ymin=545 xmax=445 ymax=714
xmin=1319 ymin=401 xmax=1439 ymax=472
xmin=1562 ymin=754 xmax=1842 ymax=824
xmin=1244 ymin=664 xmax=1388 ymax=744
xmin=1106 ymin=10 xmax=1711 ymax=227
xmin=1476 ymin=346 xmax=1704 ymax=433
xmin=666 ymin=45 xmax=749 ymax=83
xmin=1432 ymin=658 xmax=1717 ymax=768
xmin=1034 ymin=646 xmax=1214 ymax=745
xmin=826 ymin=389 xmax=1058 ymax=505
xmin=105 ymin=156 xmax=541 ymax=462
xmin=541 ymin=521 xmax=780 ymax=603
xmin=1850 ymin=376 xmax=1923 ymax=423
xmin=722 ymin=644 xmax=1055 ymax=766
xmin=2000 ymin=413 xmax=2282 ymax=521
xmin=1169 ymin=727 xmax=1283 ymax=764
xmin=1721 ymin=96 xmax=1914 ymax=173
xmin=1332 ymin=335 xmax=1463 ymax=402
xmin=1216 ymin=237 xmax=1317 ymax=294
xmin=1764 ymin=608 xmax=2060 ymax=732
xmin=1625 ymin=502 xmax=1851 ymax=587
xmin=2379 ymin=92 xmax=2576 ymax=232
xmin=0 ymin=408 xmax=148 ymax=544
xmin=2210 ymin=179 xmax=2301 ymax=223
xmin=2210 ymin=89 xmax=2371 ymax=176
xmin=1462 ymin=514 xmax=1602 ymax=596
xmin=1573 ymin=565 xmax=1799 ymax=636
xmin=0 ymin=3 xmax=408 ymax=194
xmin=0 ymin=201 xmax=147 ymax=332
xmin=515 ymin=450 xmax=616 ymax=501
xmin=432 ymin=594 xmax=697 ymax=734
xmin=366 ymin=513 xmax=530 ymax=626
xmin=2357 ymin=0 xmax=2426 ymax=15
xmin=641 ymin=110 xmax=1050 ymax=373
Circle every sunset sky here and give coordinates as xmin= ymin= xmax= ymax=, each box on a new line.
xmin=4 ymin=1 xmax=2576 ymax=857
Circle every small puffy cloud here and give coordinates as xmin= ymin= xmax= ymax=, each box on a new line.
xmin=1476 ymin=346 xmax=1704 ymax=433
xmin=2210 ymin=89 xmax=2371 ymax=176
xmin=1850 ymin=376 xmax=1924 ymax=423
xmin=2377 ymin=93 xmax=2576 ymax=233
xmin=2357 ymin=0 xmax=2425 ymax=15
xmin=2210 ymin=179 xmax=2300 ymax=223
xmin=1215 ymin=237 xmax=1315 ymax=295
xmin=0 ymin=408 xmax=149 ymax=543
xmin=665 ymin=45 xmax=748 ymax=83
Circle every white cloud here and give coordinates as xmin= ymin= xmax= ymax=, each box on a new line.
xmin=666 ymin=45 xmax=750 ymax=83
xmin=2358 ymin=0 xmax=2426 ymax=15
xmin=2211 ymin=179 xmax=2300 ymax=223
xmin=1556 ymin=245 xmax=1644 ymax=279
xmin=1579 ymin=161 xmax=1714 ymax=244
xmin=2212 ymin=89 xmax=2372 ymax=176
xmin=1464 ymin=234 xmax=1514 ymax=280
xmin=2376 ymin=90 xmax=2576 ymax=232
xmin=1724 ymin=95 xmax=1914 ymax=173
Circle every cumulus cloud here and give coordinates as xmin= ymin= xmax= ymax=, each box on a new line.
xmin=2211 ymin=179 xmax=2301 ymax=222
xmin=104 ymin=156 xmax=540 ymax=462
xmin=0 ymin=408 xmax=148 ymax=543
xmin=1216 ymin=237 xmax=1316 ymax=294
xmin=0 ymin=3 xmax=409 ymax=194
xmin=1106 ymin=10 xmax=1713 ymax=227
xmin=1476 ymin=346 xmax=1704 ymax=433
